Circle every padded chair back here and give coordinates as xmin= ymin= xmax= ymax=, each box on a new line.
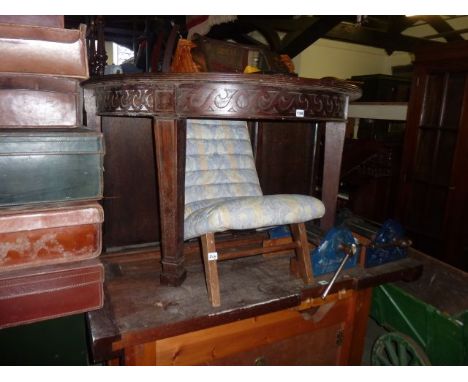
xmin=184 ymin=119 xmax=319 ymax=306
xmin=185 ymin=119 xmax=262 ymax=210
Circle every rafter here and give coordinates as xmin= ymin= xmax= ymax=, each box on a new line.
xmin=208 ymin=16 xmax=350 ymax=56
xmin=325 ymin=22 xmax=444 ymax=54
xmin=419 ymin=15 xmax=464 ymax=42
xmin=65 ymin=15 xmax=463 ymax=61
xmin=279 ymin=16 xmax=348 ymax=57
xmin=387 ymin=15 xmax=418 ymax=35
xmin=206 ymin=21 xmax=256 ymax=43
xmin=424 ymin=27 xmax=468 ymax=40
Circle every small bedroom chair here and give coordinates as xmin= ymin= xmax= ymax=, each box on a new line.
xmin=184 ymin=119 xmax=325 ymax=306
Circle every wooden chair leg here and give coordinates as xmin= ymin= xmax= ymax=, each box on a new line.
xmin=290 ymin=223 xmax=314 ymax=284
xmin=200 ymin=233 xmax=221 ymax=307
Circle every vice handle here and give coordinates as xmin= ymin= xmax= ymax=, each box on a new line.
xmin=321 ymin=242 xmax=357 ymax=300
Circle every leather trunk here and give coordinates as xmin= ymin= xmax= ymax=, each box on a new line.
xmin=0 ymin=128 xmax=104 ymax=207
xmin=0 ymin=202 xmax=104 ymax=271
xmin=0 ymin=16 xmax=64 ymax=28
xmin=0 ymin=75 xmax=81 ymax=128
xmin=0 ymin=258 xmax=104 ymax=329
xmin=0 ymin=23 xmax=88 ymax=79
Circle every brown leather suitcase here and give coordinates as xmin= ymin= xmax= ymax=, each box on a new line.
xmin=0 ymin=23 xmax=88 ymax=79
xmin=0 ymin=16 xmax=64 ymax=28
xmin=0 ymin=75 xmax=81 ymax=127
xmin=0 ymin=258 xmax=104 ymax=329
xmin=0 ymin=203 xmax=104 ymax=272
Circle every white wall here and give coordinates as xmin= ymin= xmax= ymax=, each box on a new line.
xmin=105 ymin=41 xmax=114 ymax=65
xmin=292 ymin=38 xmax=412 ymax=80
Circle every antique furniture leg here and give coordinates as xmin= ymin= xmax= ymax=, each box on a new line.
xmin=201 ymin=233 xmax=221 ymax=307
xmin=321 ymin=122 xmax=346 ymax=231
xmin=290 ymin=223 xmax=314 ymax=284
xmin=153 ymin=118 xmax=187 ymax=286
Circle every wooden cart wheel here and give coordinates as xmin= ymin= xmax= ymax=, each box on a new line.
xmin=371 ymin=332 xmax=431 ymax=366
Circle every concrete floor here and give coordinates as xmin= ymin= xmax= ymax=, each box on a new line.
xmin=361 ymin=316 xmax=388 ymax=365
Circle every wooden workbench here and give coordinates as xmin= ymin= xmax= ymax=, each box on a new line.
xmin=87 ymin=241 xmax=422 ymax=365
xmin=81 ymin=73 xmax=422 ymax=365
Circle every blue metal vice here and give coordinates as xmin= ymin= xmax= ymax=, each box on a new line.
xmin=310 ymin=226 xmax=360 ymax=277
xmin=267 ymin=219 xmax=411 ymax=300
xmin=267 ymin=225 xmax=360 ymax=277
xmin=365 ymin=219 xmax=412 ymax=267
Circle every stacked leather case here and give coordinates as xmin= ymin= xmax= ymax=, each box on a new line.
xmin=0 ymin=16 xmax=105 ymax=329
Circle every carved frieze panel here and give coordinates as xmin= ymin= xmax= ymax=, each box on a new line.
xmin=96 ymin=87 xmax=174 ymax=114
xmin=176 ymin=85 xmax=348 ymax=120
xmin=94 ymin=82 xmax=348 ymax=120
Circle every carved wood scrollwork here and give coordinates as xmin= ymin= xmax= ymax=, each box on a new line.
xmin=95 ymin=83 xmax=347 ymax=120
xmin=97 ymin=89 xmax=154 ymax=112
xmin=96 ymin=88 xmax=175 ymax=114
xmin=176 ymin=85 xmax=347 ymax=119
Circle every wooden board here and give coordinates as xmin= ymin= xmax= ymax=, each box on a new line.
xmin=129 ymin=298 xmax=352 ymax=365
xmin=393 ymin=249 xmax=468 ymax=316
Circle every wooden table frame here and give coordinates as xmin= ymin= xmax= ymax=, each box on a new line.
xmin=83 ymin=73 xmax=361 ymax=286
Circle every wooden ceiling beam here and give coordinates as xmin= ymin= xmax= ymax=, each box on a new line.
xmin=279 ymin=16 xmax=349 ymax=57
xmin=364 ymin=16 xmax=394 ymax=31
xmin=261 ymin=16 xmax=317 ymax=32
xmin=207 ymin=19 xmax=281 ymax=51
xmin=228 ymin=33 xmax=269 ymax=48
xmin=424 ymin=27 xmax=468 ymax=40
xmin=209 ymin=16 xmax=351 ymax=56
xmin=386 ymin=15 xmax=419 ymax=35
xmin=206 ymin=21 xmax=256 ymax=42
xmin=419 ymin=15 xmax=464 ymax=42
xmin=246 ymin=22 xmax=282 ymax=52
xmin=325 ymin=22 xmax=444 ymax=54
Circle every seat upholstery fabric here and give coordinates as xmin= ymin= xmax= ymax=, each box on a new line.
xmin=184 ymin=119 xmax=325 ymax=240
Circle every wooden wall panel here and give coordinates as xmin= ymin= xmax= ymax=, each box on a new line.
xmin=101 ymin=116 xmax=160 ymax=251
xmin=255 ymin=121 xmax=321 ymax=196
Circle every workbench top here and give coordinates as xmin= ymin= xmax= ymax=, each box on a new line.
xmin=87 ymin=246 xmax=422 ymax=363
xmin=393 ymin=249 xmax=468 ymax=316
